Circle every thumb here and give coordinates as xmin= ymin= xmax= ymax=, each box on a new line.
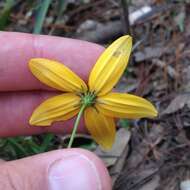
xmin=0 ymin=148 xmax=111 ymax=190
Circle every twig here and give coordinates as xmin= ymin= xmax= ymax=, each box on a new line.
xmin=120 ymin=0 xmax=131 ymax=35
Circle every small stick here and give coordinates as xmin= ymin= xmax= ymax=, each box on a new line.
xmin=120 ymin=0 xmax=131 ymax=35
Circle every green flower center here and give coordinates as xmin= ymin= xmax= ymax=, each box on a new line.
xmin=80 ymin=91 xmax=96 ymax=107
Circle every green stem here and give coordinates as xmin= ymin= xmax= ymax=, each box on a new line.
xmin=67 ymin=104 xmax=86 ymax=148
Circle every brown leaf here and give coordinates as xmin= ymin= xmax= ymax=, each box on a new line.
xmin=162 ymin=93 xmax=190 ymax=115
xmin=95 ymin=128 xmax=131 ymax=167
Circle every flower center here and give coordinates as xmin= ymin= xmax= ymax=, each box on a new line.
xmin=80 ymin=91 xmax=96 ymax=107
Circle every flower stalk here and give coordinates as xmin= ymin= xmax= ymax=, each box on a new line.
xmin=68 ymin=92 xmax=96 ymax=148
xmin=67 ymin=104 xmax=86 ymax=148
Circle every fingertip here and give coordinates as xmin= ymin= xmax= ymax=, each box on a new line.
xmin=48 ymin=149 xmax=112 ymax=190
xmin=1 ymin=148 xmax=111 ymax=190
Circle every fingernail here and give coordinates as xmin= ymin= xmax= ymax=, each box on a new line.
xmin=48 ymin=154 xmax=102 ymax=190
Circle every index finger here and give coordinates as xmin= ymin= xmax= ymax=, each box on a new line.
xmin=0 ymin=32 xmax=104 ymax=91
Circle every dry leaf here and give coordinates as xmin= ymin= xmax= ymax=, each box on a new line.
xmin=162 ymin=94 xmax=190 ymax=115
xmin=95 ymin=128 xmax=131 ymax=167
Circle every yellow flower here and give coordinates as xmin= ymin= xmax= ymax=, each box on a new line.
xmin=29 ymin=35 xmax=157 ymax=150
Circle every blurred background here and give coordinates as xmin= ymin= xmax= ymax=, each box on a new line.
xmin=1 ymin=0 xmax=190 ymax=189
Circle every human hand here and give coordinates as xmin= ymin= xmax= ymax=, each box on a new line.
xmin=0 ymin=32 xmax=111 ymax=190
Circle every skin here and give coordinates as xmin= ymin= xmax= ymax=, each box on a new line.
xmin=0 ymin=32 xmax=111 ymax=190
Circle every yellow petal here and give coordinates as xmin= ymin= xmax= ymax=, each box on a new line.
xmin=88 ymin=35 xmax=132 ymax=96
xmin=84 ymin=107 xmax=116 ymax=150
xmin=29 ymin=93 xmax=80 ymax=126
xmin=97 ymin=93 xmax=158 ymax=119
xmin=29 ymin=58 xmax=87 ymax=93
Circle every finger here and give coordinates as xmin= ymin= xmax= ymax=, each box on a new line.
xmin=0 ymin=32 xmax=104 ymax=91
xmin=0 ymin=91 xmax=87 ymax=137
xmin=0 ymin=149 xmax=111 ymax=190
xmin=0 ymin=160 xmax=5 ymax=164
